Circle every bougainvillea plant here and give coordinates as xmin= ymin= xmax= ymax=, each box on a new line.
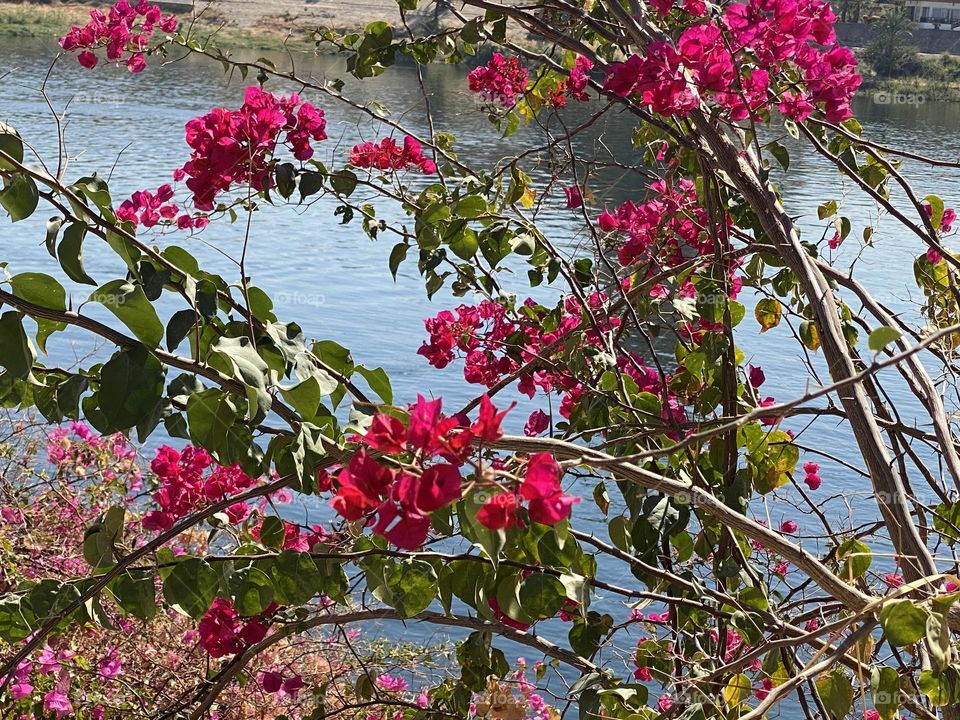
xmin=1 ymin=0 xmax=960 ymax=717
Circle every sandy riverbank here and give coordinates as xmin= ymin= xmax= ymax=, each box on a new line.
xmin=0 ymin=0 xmax=447 ymax=49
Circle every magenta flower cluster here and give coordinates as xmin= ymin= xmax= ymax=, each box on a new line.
xmin=59 ymin=0 xmax=178 ymax=73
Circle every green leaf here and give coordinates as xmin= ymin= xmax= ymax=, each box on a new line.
xmin=10 ymin=272 xmax=66 ymax=311
xmin=58 ymin=222 xmax=96 ymax=285
xmin=279 ymin=376 xmax=323 ymax=420
xmin=799 ymin=320 xmax=821 ymax=351
xmin=836 ymin=538 xmax=871 ymax=580
xmin=230 ymin=565 xmax=275 ymax=616
xmin=919 ymin=670 xmax=953 ymax=706
xmin=0 ymin=124 xmax=24 ymax=170
xmin=925 ymin=194 xmax=945 ymax=230
xmin=268 ymin=551 xmax=324 ymax=605
xmin=299 ymin=170 xmax=324 ymax=200
xmin=109 ymin=572 xmax=157 ymax=620
xmin=72 ymin=174 xmax=112 ymax=212
xmin=871 ymin=666 xmax=901 ymax=720
xmin=815 ymin=671 xmax=853 ymax=720
xmin=362 ymin=20 xmax=393 ymax=49
xmin=45 ymin=216 xmax=62 ymax=258
xmin=330 ymin=170 xmax=358 ymax=196
xmin=388 ymin=242 xmax=409 ymax=279
xmin=0 ymin=596 xmax=34 ymax=642
xmin=90 ymin=280 xmax=164 ymax=347
xmin=518 ymin=572 xmax=566 ymax=619
xmin=879 ymin=598 xmax=929 ymax=647
xmin=166 ymin=309 xmax=196 ymax=352
xmin=456 ymin=195 xmax=488 ymax=219
xmin=868 ymin=326 xmax=902 ymax=353
xmin=209 ymin=336 xmax=273 ymax=421
xmin=927 ymin=608 xmax=951 ymax=668
xmin=818 ymin=199 xmax=838 ymax=220
xmin=449 ymin=226 xmax=479 ymax=260
xmin=355 ymin=365 xmax=392 ymax=404
xmin=259 ymin=516 xmax=286 ymax=550
xmin=83 ymin=521 xmax=117 ymax=569
xmin=387 ymin=559 xmax=437 ymax=618
xmin=768 ymin=142 xmax=790 ymax=171
xmin=275 ymin=162 xmax=296 ymax=199
xmin=163 ymin=558 xmax=218 ymax=619
xmin=0 ymin=311 xmax=34 ymax=379
xmin=0 ymin=173 xmax=39 ymax=221
xmin=98 ymin=346 xmax=165 ymax=431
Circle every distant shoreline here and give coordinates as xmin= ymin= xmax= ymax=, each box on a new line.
xmin=0 ymin=1 xmax=361 ymax=50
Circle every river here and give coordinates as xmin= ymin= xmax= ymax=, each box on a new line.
xmin=2 ymin=35 xmax=960 ymax=712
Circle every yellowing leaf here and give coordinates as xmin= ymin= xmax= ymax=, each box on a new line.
xmin=755 ymin=298 xmax=782 ymax=332
xmin=520 ymin=187 xmax=536 ymax=209
xmin=724 ymin=673 xmax=751 ymax=708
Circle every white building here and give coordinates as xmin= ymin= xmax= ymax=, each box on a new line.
xmin=904 ymin=0 xmax=960 ymax=29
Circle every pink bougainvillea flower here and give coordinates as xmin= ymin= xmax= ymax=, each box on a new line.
xmin=634 ymin=666 xmax=652 ymax=681
xmin=528 ymin=492 xmax=579 ymax=526
xmin=759 ymin=397 xmax=779 ymax=426
xmin=864 ymin=710 xmax=880 ymax=720
xmin=372 ymin=492 xmax=432 ymax=550
xmin=801 ymin=460 xmax=822 ymax=490
xmin=350 ymin=135 xmax=436 ymax=174
xmin=198 ymin=598 xmax=245 ymax=658
xmin=330 ymin=449 xmax=396 ymax=521
xmin=99 ymin=650 xmax=123 ymax=678
xmin=519 ymin=454 xmax=578 ymax=525
xmin=376 ymin=674 xmax=409 ymax=692
xmin=780 ymin=520 xmax=798 ymax=534
xmin=125 ymin=52 xmax=146 ymax=73
xmin=597 ymin=210 xmax=619 ymax=232
xmin=178 ymin=86 xmax=327 ymax=210
xmin=884 ymin=573 xmax=904 ymax=588
xmin=198 ymin=598 xmax=274 ymax=657
xmin=467 ymin=52 xmax=528 ymax=106
xmin=59 ymin=1 xmax=178 ymax=71
xmin=753 ymin=677 xmax=774 ymax=701
xmin=43 ymin=690 xmax=73 ymax=719
xmin=564 ymin=186 xmax=583 ymax=209
xmin=416 ymin=463 xmax=463 ymax=512
xmin=471 ymin=394 xmax=513 ymax=442
xmin=748 ymin=364 xmax=765 ymax=388
xmin=657 ymin=694 xmax=674 ymax=712
xmin=926 ymin=247 xmax=944 ymax=264
xmin=281 ymin=674 xmax=305 ymax=698
xmin=942 ymin=208 xmax=957 ymax=232
xmin=523 ymin=409 xmax=550 ymax=437
xmin=260 ymin=670 xmax=283 ymax=693
xmin=77 ymin=50 xmax=98 ymax=68
xmin=363 ymin=413 xmax=408 ymax=454
xmin=476 ymin=492 xmax=519 ymax=531
xmin=519 ymin=453 xmax=562 ymax=501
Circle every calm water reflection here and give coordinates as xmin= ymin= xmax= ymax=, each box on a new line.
xmin=2 ymin=37 xmax=960 ymax=700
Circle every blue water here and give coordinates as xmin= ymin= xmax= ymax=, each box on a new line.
xmin=3 ymin=36 xmax=960 ymax=713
